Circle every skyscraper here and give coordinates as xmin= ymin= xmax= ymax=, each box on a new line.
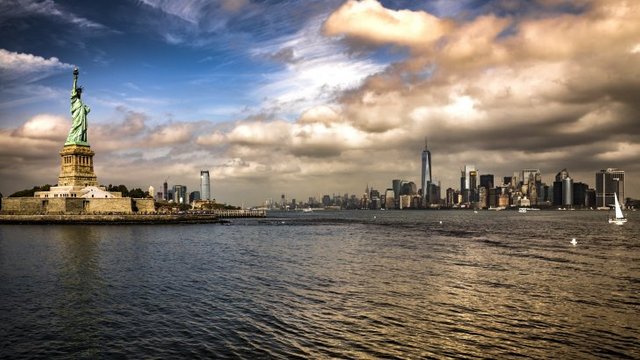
xmin=553 ymin=169 xmax=569 ymax=207
xmin=562 ymin=176 xmax=573 ymax=207
xmin=480 ymin=174 xmax=494 ymax=190
xmin=461 ymin=164 xmax=476 ymax=204
xmin=463 ymin=164 xmax=476 ymax=191
xmin=421 ymin=139 xmax=432 ymax=205
xmin=200 ymin=170 xmax=210 ymax=201
xmin=596 ymin=168 xmax=625 ymax=209
xmin=173 ymin=185 xmax=187 ymax=204
xmin=469 ymin=170 xmax=478 ymax=202
xmin=163 ymin=180 xmax=168 ymax=201
xmin=521 ymin=169 xmax=541 ymax=204
xmin=392 ymin=179 xmax=403 ymax=200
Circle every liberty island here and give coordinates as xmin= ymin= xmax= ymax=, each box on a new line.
xmin=0 ymin=69 xmax=261 ymax=222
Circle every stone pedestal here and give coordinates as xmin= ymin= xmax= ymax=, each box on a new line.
xmin=58 ymin=144 xmax=98 ymax=187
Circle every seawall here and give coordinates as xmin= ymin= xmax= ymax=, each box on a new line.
xmin=0 ymin=214 xmax=225 ymax=224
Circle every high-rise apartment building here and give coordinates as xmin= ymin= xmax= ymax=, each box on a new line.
xmin=421 ymin=139 xmax=432 ymax=205
xmin=596 ymin=168 xmax=625 ymax=209
xmin=200 ymin=170 xmax=210 ymax=201
xmin=173 ymin=185 xmax=187 ymax=204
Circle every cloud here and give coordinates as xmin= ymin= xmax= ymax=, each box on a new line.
xmin=12 ymin=114 xmax=70 ymax=140
xmin=146 ymin=123 xmax=195 ymax=145
xmin=0 ymin=0 xmax=107 ymax=30
xmin=138 ymin=0 xmax=206 ymax=24
xmin=250 ymin=15 xmax=386 ymax=118
xmin=139 ymin=0 xmax=252 ymax=31
xmin=0 ymin=49 xmax=73 ymax=84
xmin=196 ymin=131 xmax=227 ymax=146
xmin=324 ymin=0 xmax=453 ymax=49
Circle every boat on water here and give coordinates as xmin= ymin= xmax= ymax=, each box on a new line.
xmin=608 ymin=192 xmax=627 ymax=225
xmin=302 ymin=208 xmax=313 ymax=213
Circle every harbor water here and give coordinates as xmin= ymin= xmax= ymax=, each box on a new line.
xmin=1 ymin=210 xmax=639 ymax=358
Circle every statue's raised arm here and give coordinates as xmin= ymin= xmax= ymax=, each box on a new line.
xmin=71 ymin=67 xmax=79 ymax=98
xmin=65 ymin=67 xmax=90 ymax=146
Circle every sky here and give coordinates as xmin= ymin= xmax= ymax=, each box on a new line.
xmin=1 ymin=0 xmax=639 ymax=205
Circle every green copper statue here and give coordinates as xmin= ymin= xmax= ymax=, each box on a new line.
xmin=65 ymin=67 xmax=90 ymax=146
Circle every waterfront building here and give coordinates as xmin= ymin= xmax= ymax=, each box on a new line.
xmin=596 ymin=168 xmax=625 ymax=209
xmin=488 ymin=188 xmax=497 ymax=208
xmin=200 ymin=170 xmax=211 ymax=201
xmin=586 ymin=189 xmax=596 ymax=208
xmin=399 ymin=195 xmax=412 ymax=209
xmin=384 ymin=189 xmax=395 ymax=209
xmin=421 ymin=139 xmax=432 ymax=205
xmin=572 ymin=182 xmax=588 ymax=208
xmin=428 ymin=182 xmax=441 ymax=207
xmin=521 ymin=169 xmax=541 ymax=205
xmin=478 ymin=186 xmax=487 ymax=209
xmin=446 ymin=188 xmax=456 ymax=207
xmin=498 ymin=193 xmax=510 ymax=208
xmin=553 ymin=169 xmax=569 ymax=207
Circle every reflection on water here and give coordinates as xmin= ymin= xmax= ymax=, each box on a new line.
xmin=55 ymin=226 xmax=102 ymax=358
xmin=1 ymin=211 xmax=639 ymax=358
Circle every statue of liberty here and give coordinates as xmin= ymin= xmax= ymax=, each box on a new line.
xmin=65 ymin=67 xmax=90 ymax=146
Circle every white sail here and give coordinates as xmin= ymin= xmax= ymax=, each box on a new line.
xmin=614 ymin=193 xmax=624 ymax=219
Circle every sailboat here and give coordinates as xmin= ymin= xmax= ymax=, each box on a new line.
xmin=608 ymin=192 xmax=627 ymax=225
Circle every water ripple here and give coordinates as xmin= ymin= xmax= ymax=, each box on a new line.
xmin=1 ymin=211 xmax=639 ymax=358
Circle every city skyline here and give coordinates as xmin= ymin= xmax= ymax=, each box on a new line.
xmin=1 ymin=0 xmax=639 ymax=205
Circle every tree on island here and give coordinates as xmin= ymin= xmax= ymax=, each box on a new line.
xmin=200 ymin=202 xmax=240 ymax=210
xmin=9 ymin=185 xmax=52 ymax=197
xmin=105 ymin=184 xmax=151 ymax=198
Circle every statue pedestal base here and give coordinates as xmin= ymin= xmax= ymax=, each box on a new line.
xmin=57 ymin=144 xmax=98 ymax=187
